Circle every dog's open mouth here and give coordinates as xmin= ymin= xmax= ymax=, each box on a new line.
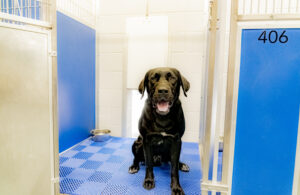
xmin=155 ymin=101 xmax=173 ymax=115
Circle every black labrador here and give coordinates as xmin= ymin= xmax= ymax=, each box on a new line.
xmin=128 ymin=67 xmax=190 ymax=195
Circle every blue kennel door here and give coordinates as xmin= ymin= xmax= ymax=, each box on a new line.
xmin=57 ymin=12 xmax=96 ymax=152
xmin=232 ymin=29 xmax=300 ymax=195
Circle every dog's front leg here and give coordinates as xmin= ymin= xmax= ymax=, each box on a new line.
xmin=170 ymin=139 xmax=184 ymax=195
xmin=143 ymin=138 xmax=155 ymax=190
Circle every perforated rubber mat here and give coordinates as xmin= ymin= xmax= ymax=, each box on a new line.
xmin=59 ymin=137 xmax=202 ymax=195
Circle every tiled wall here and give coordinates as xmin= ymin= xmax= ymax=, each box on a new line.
xmin=96 ymin=0 xmax=209 ymax=142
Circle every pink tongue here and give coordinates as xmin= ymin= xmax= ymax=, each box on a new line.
xmin=157 ymin=102 xmax=169 ymax=112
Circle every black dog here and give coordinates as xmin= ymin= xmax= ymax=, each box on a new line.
xmin=129 ymin=67 xmax=190 ymax=195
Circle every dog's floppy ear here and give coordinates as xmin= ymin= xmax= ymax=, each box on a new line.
xmin=173 ymin=68 xmax=190 ymax=97
xmin=180 ymin=74 xmax=190 ymax=97
xmin=138 ymin=71 xmax=149 ymax=98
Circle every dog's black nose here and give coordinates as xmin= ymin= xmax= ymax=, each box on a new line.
xmin=158 ymin=88 xmax=169 ymax=94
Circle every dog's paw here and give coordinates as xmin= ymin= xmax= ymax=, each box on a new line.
xmin=171 ymin=185 xmax=185 ymax=195
xmin=143 ymin=178 xmax=155 ymax=190
xmin=179 ymin=162 xmax=190 ymax=172
xmin=128 ymin=165 xmax=139 ymax=174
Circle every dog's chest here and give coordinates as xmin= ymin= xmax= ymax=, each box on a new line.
xmin=153 ymin=117 xmax=175 ymax=132
xmin=150 ymin=135 xmax=173 ymax=154
xmin=150 ymin=118 xmax=177 ymax=149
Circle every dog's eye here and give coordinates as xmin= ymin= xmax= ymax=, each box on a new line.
xmin=151 ymin=73 xmax=160 ymax=81
xmin=151 ymin=76 xmax=157 ymax=81
xmin=166 ymin=72 xmax=176 ymax=81
xmin=168 ymin=75 xmax=176 ymax=82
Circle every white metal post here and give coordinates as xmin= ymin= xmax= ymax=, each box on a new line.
xmin=49 ymin=0 xmax=59 ymax=193
xmin=220 ymin=0 xmax=239 ymax=195
xmin=202 ymin=0 xmax=219 ymax=191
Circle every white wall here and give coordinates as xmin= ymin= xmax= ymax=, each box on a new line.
xmin=96 ymin=0 xmax=209 ymax=142
xmin=57 ymin=0 xmax=96 ymax=28
xmin=126 ymin=16 xmax=169 ymax=89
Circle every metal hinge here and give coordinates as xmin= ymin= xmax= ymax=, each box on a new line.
xmin=49 ymin=51 xmax=57 ymax=57
xmin=208 ymin=0 xmax=220 ymax=31
xmin=51 ymin=177 xmax=59 ymax=184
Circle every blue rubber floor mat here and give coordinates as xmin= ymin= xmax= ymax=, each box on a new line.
xmin=59 ymin=137 xmax=202 ymax=195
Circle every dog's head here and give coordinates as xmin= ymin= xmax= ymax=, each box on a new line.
xmin=138 ymin=67 xmax=190 ymax=115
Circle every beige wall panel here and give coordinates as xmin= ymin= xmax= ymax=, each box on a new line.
xmin=0 ymin=26 xmax=51 ymax=195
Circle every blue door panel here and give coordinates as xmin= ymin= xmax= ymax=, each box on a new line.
xmin=232 ymin=29 xmax=300 ymax=195
xmin=57 ymin=11 xmax=96 ymax=152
